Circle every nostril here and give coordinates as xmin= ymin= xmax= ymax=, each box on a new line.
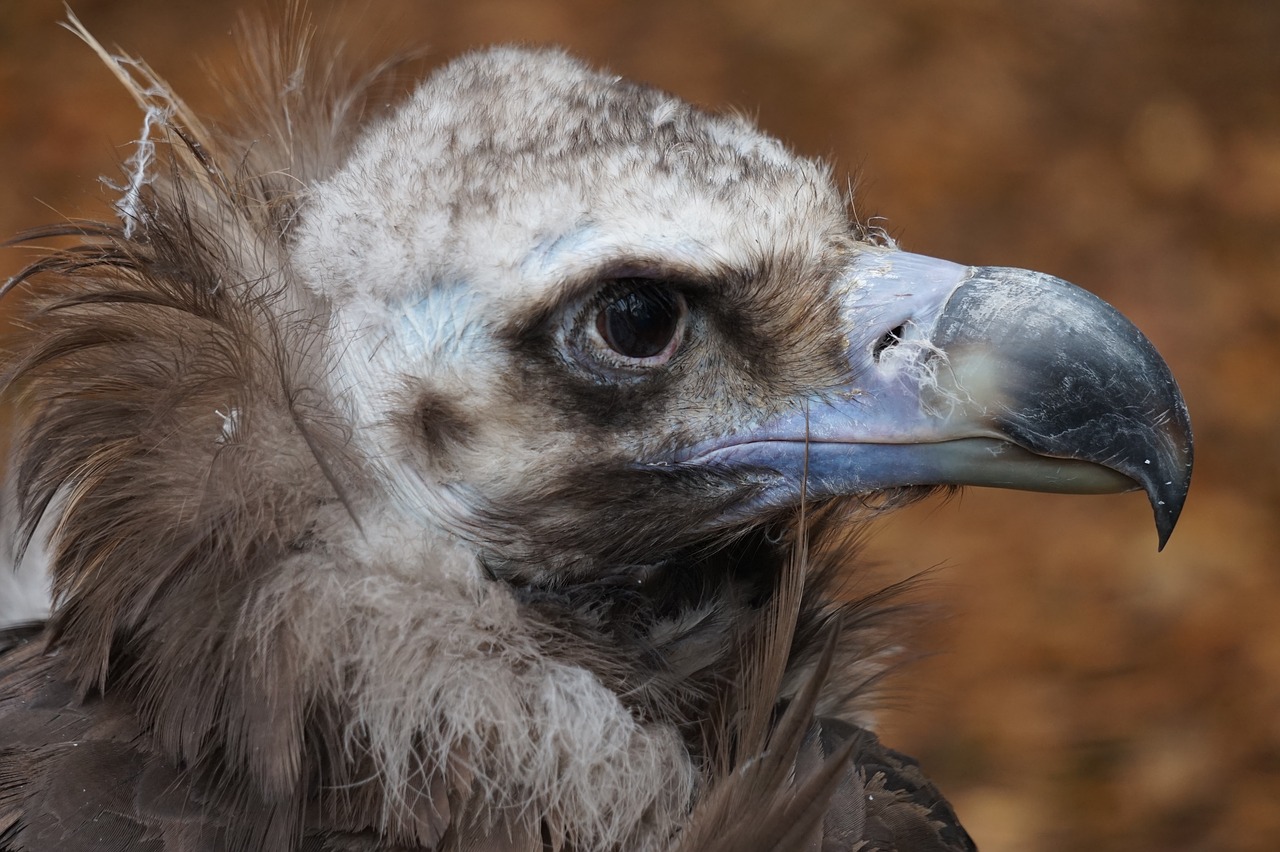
xmin=872 ymin=324 xmax=905 ymax=362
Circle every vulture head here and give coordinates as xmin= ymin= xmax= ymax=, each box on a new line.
xmin=0 ymin=21 xmax=1191 ymax=852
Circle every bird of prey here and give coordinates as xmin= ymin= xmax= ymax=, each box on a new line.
xmin=0 ymin=19 xmax=1191 ymax=852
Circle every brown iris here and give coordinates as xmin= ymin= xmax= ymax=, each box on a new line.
xmin=594 ymin=283 xmax=685 ymax=361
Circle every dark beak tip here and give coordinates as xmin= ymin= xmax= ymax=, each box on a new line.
xmin=1149 ymin=458 xmax=1192 ymax=552
xmin=1155 ymin=505 xmax=1179 ymax=552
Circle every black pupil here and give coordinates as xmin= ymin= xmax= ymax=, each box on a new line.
xmin=596 ymin=284 xmax=681 ymax=359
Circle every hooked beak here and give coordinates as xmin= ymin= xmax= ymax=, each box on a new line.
xmin=687 ymin=248 xmax=1193 ymax=549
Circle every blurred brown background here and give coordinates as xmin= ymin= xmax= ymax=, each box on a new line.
xmin=1 ymin=0 xmax=1276 ymax=849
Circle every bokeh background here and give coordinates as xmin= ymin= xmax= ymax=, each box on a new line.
xmin=1 ymin=1 xmax=1276 ymax=849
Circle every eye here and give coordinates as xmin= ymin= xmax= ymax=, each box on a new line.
xmin=593 ymin=282 xmax=687 ymax=363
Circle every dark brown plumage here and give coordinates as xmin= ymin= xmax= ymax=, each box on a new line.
xmin=0 ymin=14 xmax=1190 ymax=852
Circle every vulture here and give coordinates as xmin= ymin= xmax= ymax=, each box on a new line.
xmin=0 ymin=17 xmax=1192 ymax=852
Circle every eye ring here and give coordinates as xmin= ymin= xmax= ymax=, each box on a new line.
xmin=590 ymin=281 xmax=687 ymax=365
